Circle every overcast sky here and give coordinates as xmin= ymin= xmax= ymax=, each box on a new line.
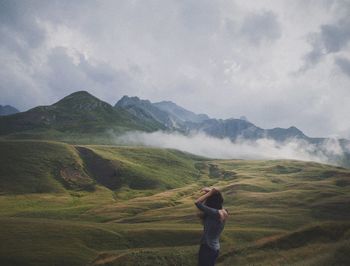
xmin=1 ymin=0 xmax=350 ymax=138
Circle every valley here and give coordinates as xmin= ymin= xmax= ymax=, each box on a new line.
xmin=3 ymin=1 xmax=350 ymax=265
xmin=1 ymin=140 xmax=349 ymax=265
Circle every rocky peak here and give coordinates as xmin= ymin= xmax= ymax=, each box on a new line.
xmin=116 ymin=95 xmax=152 ymax=108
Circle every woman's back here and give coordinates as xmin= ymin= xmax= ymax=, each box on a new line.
xmin=194 ymin=188 xmax=228 ymax=266
xmin=196 ymin=201 xmax=226 ymax=250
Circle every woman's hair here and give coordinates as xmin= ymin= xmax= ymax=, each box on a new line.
xmin=205 ymin=191 xmax=223 ymax=210
xmin=198 ymin=191 xmax=224 ymax=222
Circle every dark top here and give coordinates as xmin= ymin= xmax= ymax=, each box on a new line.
xmin=195 ymin=202 xmax=225 ymax=251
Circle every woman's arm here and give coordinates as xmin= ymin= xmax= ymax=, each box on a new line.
xmin=195 ymin=187 xmax=218 ymax=204
xmin=194 ymin=188 xmax=220 ymax=218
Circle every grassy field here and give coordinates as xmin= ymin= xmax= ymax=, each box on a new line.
xmin=0 ymin=140 xmax=350 ymax=265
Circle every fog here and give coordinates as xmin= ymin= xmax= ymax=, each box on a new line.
xmin=114 ymin=131 xmax=344 ymax=165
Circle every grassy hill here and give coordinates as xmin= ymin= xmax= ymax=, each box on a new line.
xmin=0 ymin=91 xmax=164 ymax=143
xmin=0 ymin=140 xmax=350 ymax=265
xmin=0 ymin=140 xmax=94 ymax=194
xmin=0 ymin=140 xmax=203 ymax=195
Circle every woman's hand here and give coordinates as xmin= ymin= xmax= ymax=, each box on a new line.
xmin=200 ymin=187 xmax=211 ymax=193
xmin=200 ymin=187 xmax=219 ymax=194
xmin=195 ymin=187 xmax=220 ymax=204
xmin=219 ymin=208 xmax=229 ymax=222
xmin=211 ymin=187 xmax=219 ymax=194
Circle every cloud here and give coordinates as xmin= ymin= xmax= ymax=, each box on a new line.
xmin=113 ymin=130 xmax=344 ymax=165
xmin=1 ymin=1 xmax=350 ymax=139
xmin=41 ymin=47 xmax=142 ymax=105
xmin=0 ymin=0 xmax=46 ymax=62
xmin=239 ymin=11 xmax=281 ymax=45
xmin=302 ymin=1 xmax=350 ymax=69
xmin=335 ymin=57 xmax=350 ymax=77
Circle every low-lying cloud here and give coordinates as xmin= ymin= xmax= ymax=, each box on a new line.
xmin=114 ymin=130 xmax=345 ymax=165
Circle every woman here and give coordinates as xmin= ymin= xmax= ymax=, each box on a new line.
xmin=195 ymin=187 xmax=229 ymax=266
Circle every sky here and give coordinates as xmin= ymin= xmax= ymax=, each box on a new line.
xmin=1 ymin=0 xmax=350 ymax=138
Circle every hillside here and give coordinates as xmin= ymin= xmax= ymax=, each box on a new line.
xmin=0 ymin=140 xmax=94 ymax=194
xmin=0 ymin=140 xmax=203 ymax=194
xmin=0 ymin=140 xmax=350 ymax=265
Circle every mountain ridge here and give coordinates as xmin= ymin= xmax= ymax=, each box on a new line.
xmin=1 ymin=90 xmax=350 ymax=167
xmin=0 ymin=90 xmax=330 ymax=144
xmin=115 ymin=95 xmax=317 ymax=143
xmin=0 ymin=90 xmax=164 ymax=138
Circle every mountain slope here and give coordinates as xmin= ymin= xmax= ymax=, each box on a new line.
xmin=186 ymin=118 xmax=265 ymax=139
xmin=186 ymin=118 xmax=309 ymax=142
xmin=153 ymin=100 xmax=209 ymax=123
xmin=0 ymin=91 xmax=163 ymax=141
xmin=115 ymin=96 xmax=170 ymax=129
xmin=116 ymin=96 xmax=210 ymax=129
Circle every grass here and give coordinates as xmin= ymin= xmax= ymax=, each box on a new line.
xmin=0 ymin=140 xmax=350 ymax=265
xmin=217 ymin=221 xmax=350 ymax=266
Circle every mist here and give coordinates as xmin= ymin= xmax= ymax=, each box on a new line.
xmin=113 ymin=131 xmax=344 ymax=165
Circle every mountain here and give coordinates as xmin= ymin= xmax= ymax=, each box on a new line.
xmin=186 ymin=118 xmax=309 ymax=142
xmin=0 ymin=105 xmax=19 ymax=116
xmin=114 ymin=96 xmax=350 ymax=166
xmin=186 ymin=118 xmax=265 ymax=140
xmin=115 ymin=95 xmax=311 ymax=143
xmin=0 ymin=91 xmax=314 ymax=144
xmin=153 ymin=100 xmax=209 ymax=124
xmin=265 ymin=126 xmax=308 ymax=142
xmin=115 ymin=96 xmax=210 ymax=130
xmin=115 ymin=96 xmax=173 ymax=129
xmin=0 ymin=91 xmax=163 ymax=140
xmin=1 ymin=90 xmax=349 ymax=166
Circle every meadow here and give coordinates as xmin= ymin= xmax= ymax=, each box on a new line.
xmin=0 ymin=139 xmax=349 ymax=265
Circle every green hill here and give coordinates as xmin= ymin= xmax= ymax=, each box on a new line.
xmin=0 ymin=140 xmax=203 ymax=195
xmin=0 ymin=91 xmax=164 ymax=143
xmin=0 ymin=140 xmax=94 ymax=194
xmin=0 ymin=140 xmax=350 ymax=265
